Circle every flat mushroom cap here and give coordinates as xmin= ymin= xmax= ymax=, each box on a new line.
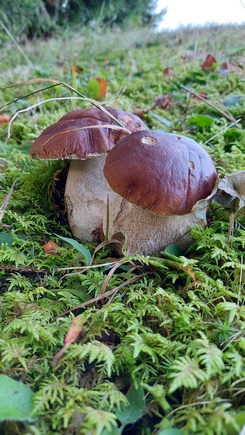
xmin=104 ymin=130 xmax=217 ymax=216
xmin=30 ymin=107 xmax=148 ymax=160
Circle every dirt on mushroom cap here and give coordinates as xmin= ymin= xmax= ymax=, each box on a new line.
xmin=104 ymin=130 xmax=217 ymax=216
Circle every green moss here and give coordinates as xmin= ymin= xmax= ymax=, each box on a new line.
xmin=0 ymin=24 xmax=245 ymax=435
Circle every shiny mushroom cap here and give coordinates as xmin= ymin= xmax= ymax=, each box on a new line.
xmin=30 ymin=106 xmax=148 ymax=160
xmin=104 ymin=130 xmax=217 ymax=216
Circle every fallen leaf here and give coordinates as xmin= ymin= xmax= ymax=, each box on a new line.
xmin=96 ymin=77 xmax=107 ymax=98
xmin=163 ymin=67 xmax=174 ymax=77
xmin=132 ymin=108 xmax=150 ymax=120
xmin=215 ymin=170 xmax=245 ymax=211
xmin=71 ymin=63 xmax=84 ymax=74
xmin=193 ymin=171 xmax=245 ymax=219
xmin=0 ymin=114 xmax=11 ymax=125
xmin=154 ymin=94 xmax=173 ymax=110
xmin=201 ymin=54 xmax=217 ymax=71
xmin=0 ymin=375 xmax=37 ymax=423
xmin=42 ymin=240 xmax=60 ymax=255
xmin=195 ymin=91 xmax=207 ymax=100
xmin=52 ymin=314 xmax=88 ymax=365
xmin=220 ymin=61 xmax=235 ymax=72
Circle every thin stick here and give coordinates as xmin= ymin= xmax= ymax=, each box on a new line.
xmin=0 ymin=178 xmax=19 ymax=222
xmin=52 ymin=273 xmax=145 ymax=321
xmin=180 ymin=85 xmax=240 ymax=127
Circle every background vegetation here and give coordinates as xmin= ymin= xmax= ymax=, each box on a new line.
xmin=0 ymin=17 xmax=245 ymax=435
xmin=0 ymin=0 xmax=162 ymax=38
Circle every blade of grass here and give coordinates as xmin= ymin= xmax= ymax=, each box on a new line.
xmin=0 ymin=20 xmax=33 ymax=68
xmin=0 ymin=78 xmax=128 ymax=129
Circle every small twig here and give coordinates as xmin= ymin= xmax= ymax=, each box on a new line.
xmin=180 ymin=85 xmax=240 ymax=127
xmin=52 ymin=273 xmax=145 ymax=321
xmin=0 ymin=178 xmax=19 ymax=222
xmin=0 ymin=264 xmax=48 ymax=274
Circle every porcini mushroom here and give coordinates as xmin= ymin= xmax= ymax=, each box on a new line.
xmin=103 ymin=130 xmax=217 ymax=255
xmin=30 ymin=106 xmax=148 ymax=241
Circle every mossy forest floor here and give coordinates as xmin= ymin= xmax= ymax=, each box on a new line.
xmin=0 ymin=24 xmax=245 ymax=434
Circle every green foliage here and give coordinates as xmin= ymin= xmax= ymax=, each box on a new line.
xmin=0 ymin=23 xmax=245 ymax=435
xmin=0 ymin=375 xmax=36 ymax=422
xmin=0 ymin=0 xmax=162 ymax=40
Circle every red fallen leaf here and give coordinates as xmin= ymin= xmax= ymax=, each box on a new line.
xmin=163 ymin=67 xmax=174 ymax=77
xmin=71 ymin=63 xmax=84 ymax=74
xmin=42 ymin=240 xmax=60 ymax=255
xmin=201 ymin=54 xmax=217 ymax=71
xmin=96 ymin=77 xmax=107 ymax=98
xmin=154 ymin=94 xmax=173 ymax=110
xmin=53 ymin=315 xmax=88 ymax=365
xmin=195 ymin=91 xmax=207 ymax=101
xmin=0 ymin=114 xmax=11 ymax=125
xmin=221 ymin=61 xmax=235 ymax=72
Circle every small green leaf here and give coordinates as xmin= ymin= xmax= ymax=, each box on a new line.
xmin=163 ymin=244 xmax=185 ymax=258
xmin=64 ymin=288 xmax=90 ymax=301
xmin=158 ymin=429 xmax=184 ymax=435
xmin=56 ymin=234 xmax=91 ymax=265
xmin=0 ymin=233 xmax=29 ymax=246
xmin=0 ymin=375 xmax=37 ymax=422
xmin=0 ymin=232 xmax=14 ymax=246
xmin=188 ymin=114 xmax=214 ymax=128
xmin=223 ymin=94 xmax=243 ymax=107
xmin=116 ymin=384 xmax=145 ymax=431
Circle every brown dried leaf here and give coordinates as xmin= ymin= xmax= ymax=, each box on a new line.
xmin=154 ymin=94 xmax=173 ymax=110
xmin=215 ymin=170 xmax=245 ymax=210
xmin=42 ymin=240 xmax=60 ymax=255
xmin=71 ymin=63 xmax=84 ymax=74
xmin=201 ymin=54 xmax=217 ymax=71
xmin=0 ymin=114 xmax=11 ymax=125
xmin=193 ymin=171 xmax=245 ymax=219
xmin=132 ymin=108 xmax=150 ymax=120
xmin=195 ymin=91 xmax=207 ymax=100
xmin=53 ymin=314 xmax=88 ymax=365
xmin=221 ymin=61 xmax=236 ymax=72
xmin=163 ymin=67 xmax=174 ymax=77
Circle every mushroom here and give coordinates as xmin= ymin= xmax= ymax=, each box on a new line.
xmin=30 ymin=106 xmax=148 ymax=241
xmin=103 ymin=130 xmax=217 ymax=255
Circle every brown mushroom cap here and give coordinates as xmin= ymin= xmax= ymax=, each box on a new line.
xmin=30 ymin=107 xmax=148 ymax=160
xmin=104 ymin=130 xmax=217 ymax=216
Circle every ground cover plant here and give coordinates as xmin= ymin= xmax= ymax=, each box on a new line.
xmin=0 ymin=22 xmax=245 ymax=434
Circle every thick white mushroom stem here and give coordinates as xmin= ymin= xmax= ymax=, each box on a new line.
xmin=64 ymin=156 xmax=117 ymax=242
xmin=65 ymin=157 xmax=207 ymax=254
xmin=104 ymin=195 xmax=206 ymax=256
